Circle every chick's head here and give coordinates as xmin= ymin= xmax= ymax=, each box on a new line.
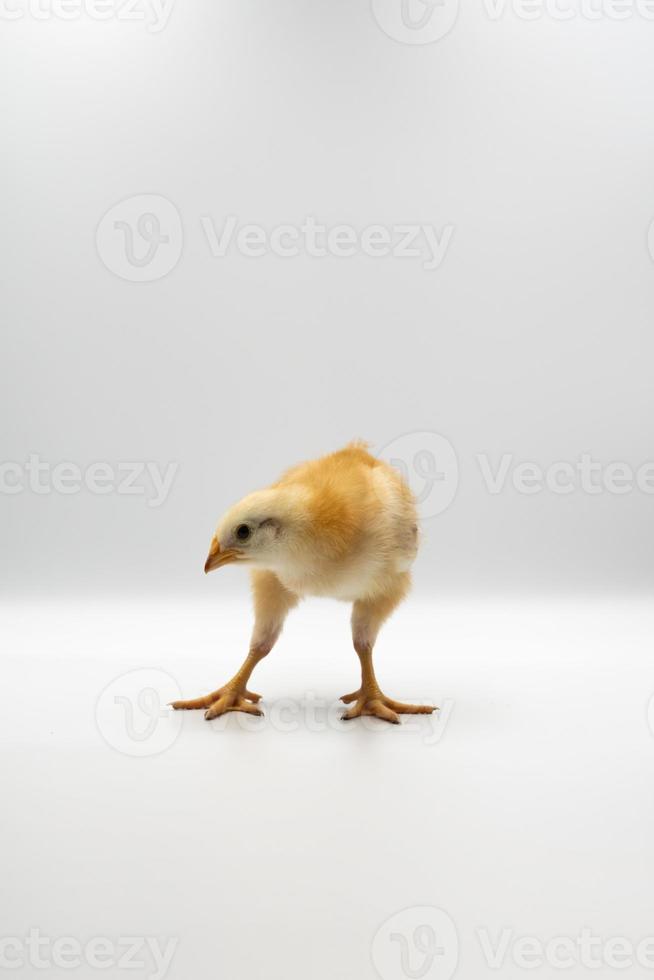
xmin=204 ymin=487 xmax=309 ymax=573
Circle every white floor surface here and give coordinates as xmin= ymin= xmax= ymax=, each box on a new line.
xmin=1 ymin=595 xmax=653 ymax=980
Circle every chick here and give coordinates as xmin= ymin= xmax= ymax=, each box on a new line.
xmin=171 ymin=442 xmax=435 ymax=724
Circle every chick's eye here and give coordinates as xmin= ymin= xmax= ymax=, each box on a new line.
xmin=236 ymin=524 xmax=251 ymax=542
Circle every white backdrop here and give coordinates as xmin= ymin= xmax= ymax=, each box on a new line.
xmin=3 ymin=0 xmax=654 ymax=598
xmin=3 ymin=6 xmax=654 ymax=980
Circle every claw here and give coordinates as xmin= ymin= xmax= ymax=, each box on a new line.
xmin=171 ymin=685 xmax=265 ymax=718
xmin=385 ymin=699 xmax=436 ymax=715
xmin=340 ymin=689 xmax=361 ymax=704
xmin=341 ymin=691 xmax=435 ymax=725
xmin=170 ymin=694 xmax=215 ymax=710
xmin=204 ymin=695 xmax=264 ymax=720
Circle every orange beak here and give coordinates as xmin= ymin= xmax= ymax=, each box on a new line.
xmin=204 ymin=536 xmax=240 ymax=573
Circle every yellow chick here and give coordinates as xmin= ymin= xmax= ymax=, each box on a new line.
xmin=172 ymin=442 xmax=435 ymax=724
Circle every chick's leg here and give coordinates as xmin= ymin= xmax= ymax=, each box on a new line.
xmin=341 ymin=580 xmax=436 ymax=725
xmin=171 ymin=571 xmax=298 ymax=721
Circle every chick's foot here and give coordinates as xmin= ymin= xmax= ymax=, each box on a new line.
xmin=170 ymin=686 xmax=263 ymax=720
xmin=340 ymin=690 xmax=436 ymax=725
